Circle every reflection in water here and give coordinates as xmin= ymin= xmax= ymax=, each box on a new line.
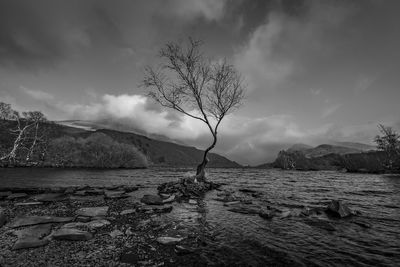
xmin=1 ymin=168 xmax=399 ymax=266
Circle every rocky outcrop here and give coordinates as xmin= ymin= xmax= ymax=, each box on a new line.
xmin=157 ymin=179 xmax=221 ymax=198
xmin=326 ymin=200 xmax=353 ymax=218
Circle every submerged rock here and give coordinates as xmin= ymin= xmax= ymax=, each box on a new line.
xmin=227 ymin=204 xmax=262 ymax=215
xmin=175 ymin=245 xmax=195 ymax=255
xmin=259 ymin=210 xmax=275 ymax=219
xmin=141 ymin=195 xmax=163 ymax=205
xmin=304 ymin=218 xmax=336 ymax=232
xmin=53 ymin=228 xmax=93 ymax=241
xmin=10 ymin=216 xmax=73 ymax=228
xmin=326 ymin=200 xmax=352 ymax=218
xmin=76 ymin=206 xmax=109 ymax=217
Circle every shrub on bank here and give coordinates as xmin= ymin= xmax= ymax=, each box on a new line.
xmin=46 ymin=133 xmax=148 ymax=168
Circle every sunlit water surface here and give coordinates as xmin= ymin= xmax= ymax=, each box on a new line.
xmin=1 ymin=168 xmax=399 ymax=266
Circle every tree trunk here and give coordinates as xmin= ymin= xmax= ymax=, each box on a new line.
xmin=194 ymin=134 xmax=217 ymax=182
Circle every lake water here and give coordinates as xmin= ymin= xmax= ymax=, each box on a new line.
xmin=1 ymin=168 xmax=399 ymax=266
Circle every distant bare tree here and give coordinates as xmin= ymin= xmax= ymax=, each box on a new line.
xmin=143 ymin=38 xmax=245 ymax=182
xmin=0 ymin=102 xmax=47 ymax=164
xmin=0 ymin=102 xmax=14 ymax=120
xmin=375 ymin=124 xmax=400 ymax=170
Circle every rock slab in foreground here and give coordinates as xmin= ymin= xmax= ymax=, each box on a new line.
xmin=10 ymin=216 xmax=73 ymax=228
xmin=53 ymin=228 xmax=93 ymax=241
xmin=12 ymin=224 xmax=52 ymax=250
xmin=76 ymin=206 xmax=109 ymax=217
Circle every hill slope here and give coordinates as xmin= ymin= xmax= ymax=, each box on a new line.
xmin=1 ymin=121 xmax=240 ymax=168
xmin=53 ymin=123 xmax=240 ymax=168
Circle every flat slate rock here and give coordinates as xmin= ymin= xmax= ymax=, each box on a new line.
xmin=76 ymin=206 xmax=109 ymax=217
xmin=10 ymin=216 xmax=73 ymax=228
xmin=62 ymin=219 xmax=110 ymax=229
xmin=7 ymin=193 xmax=28 ymax=200
xmin=13 ymin=237 xmax=49 ymax=250
xmin=33 ymin=193 xmax=68 ymax=202
xmin=104 ymin=190 xmax=129 ymax=199
xmin=53 ymin=228 xmax=93 ymax=241
xmin=12 ymin=224 xmax=52 ymax=250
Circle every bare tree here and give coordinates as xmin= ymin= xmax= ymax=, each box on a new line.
xmin=143 ymin=38 xmax=245 ymax=182
xmin=375 ymin=124 xmax=400 ymax=170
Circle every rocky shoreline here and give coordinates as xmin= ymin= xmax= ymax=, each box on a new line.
xmin=0 ymin=181 xmax=371 ymax=266
xmin=0 ymin=185 xmax=214 ymax=266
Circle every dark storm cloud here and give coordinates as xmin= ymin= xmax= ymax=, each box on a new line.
xmin=0 ymin=0 xmax=67 ymax=68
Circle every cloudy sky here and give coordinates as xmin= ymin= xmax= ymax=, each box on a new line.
xmin=0 ymin=0 xmax=399 ymax=165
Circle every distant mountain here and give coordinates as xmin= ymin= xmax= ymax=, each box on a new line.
xmin=55 ymin=122 xmax=240 ymax=168
xmin=256 ymin=141 xmax=379 ymax=171
xmin=58 ymin=120 xmax=186 ymax=145
xmin=330 ymin=141 xmax=376 ymax=152
xmin=303 ymin=144 xmax=363 ymax=158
